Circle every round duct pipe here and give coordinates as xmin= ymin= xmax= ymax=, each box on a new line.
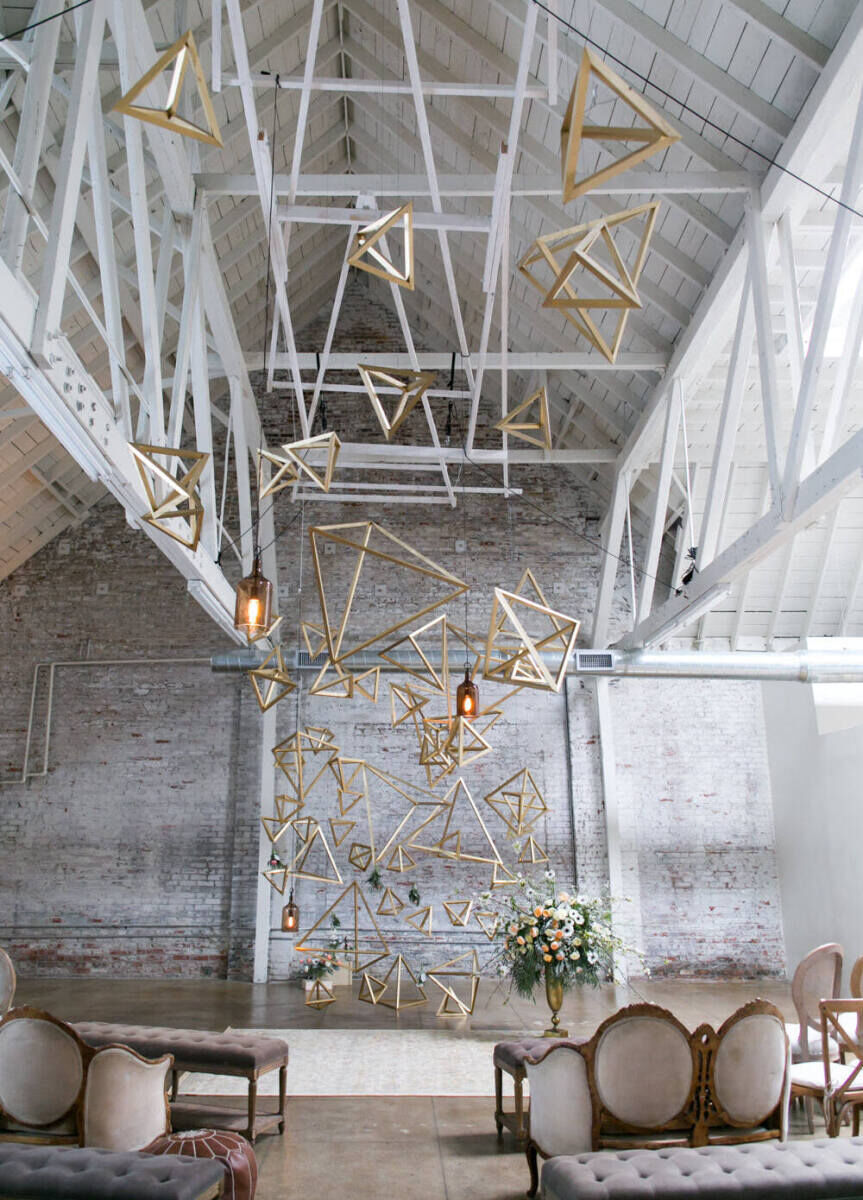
xmin=573 ymin=649 xmax=863 ymax=683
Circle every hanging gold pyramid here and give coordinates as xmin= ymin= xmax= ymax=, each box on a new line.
xmin=305 ymin=979 xmax=336 ymax=1010
xmin=309 ymin=659 xmax=354 ymax=700
xmin=348 ymin=203 xmax=414 ymax=289
xmin=358 ymin=972 xmax=388 ymax=1005
xmin=376 ymin=887 xmax=405 ymax=917
xmin=474 ymin=910 xmax=500 ymax=940
xmin=427 ymin=950 xmax=481 ymax=1017
xmin=384 ymin=844 xmax=416 ymax=874
xmin=484 ymin=767 xmax=547 ymax=836
xmin=278 ymin=431 xmax=341 ymax=494
xmin=348 ymin=843 xmax=373 ymax=871
xmin=518 ymin=835 xmax=549 ymax=865
xmin=440 ymin=716 xmax=493 ymax=767
xmin=112 ymin=31 xmax=223 ymax=148
xmin=296 ymin=882 xmax=389 ymax=972
xmin=128 ymin=442 xmax=209 ymax=551
xmin=328 ymin=818 xmax=356 ymax=847
xmin=409 ymin=779 xmax=503 ymax=867
xmin=249 ymin=646 xmax=296 ymax=711
xmin=494 ymin=387 xmax=552 ymax=451
xmin=404 ymin=905 xmax=433 ymax=937
xmin=484 ymin=568 xmax=580 ymax=694
xmin=377 ymin=954 xmax=428 ymax=1011
xmin=443 ymin=899 xmax=473 ymax=927
xmin=561 ymin=47 xmax=679 ymax=202
xmin=357 ymin=364 xmax=436 ymax=439
xmin=289 ymin=824 xmax=343 ymax=885
xmin=379 ymin=614 xmax=450 ymax=696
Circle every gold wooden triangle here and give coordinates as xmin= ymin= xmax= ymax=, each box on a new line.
xmin=443 ymin=899 xmax=473 ymax=927
xmin=518 ymin=835 xmax=549 ymax=864
xmin=263 ymin=865 xmax=290 ymax=895
xmin=379 ymin=614 xmax=449 ymax=695
xmin=440 ymin=716 xmax=493 ymax=767
xmin=494 ymin=387 xmax=552 ymax=451
xmin=404 ymin=905 xmax=433 ymax=937
xmin=357 ymin=365 xmax=435 ymax=439
xmin=305 ymin=979 xmax=336 ymax=1009
xmin=296 ymin=882 xmax=389 ymax=972
xmin=408 ymin=779 xmax=502 ymax=866
xmin=352 ymin=665 xmax=381 ymax=702
xmin=249 ymin=647 xmax=296 ymax=711
xmin=561 ymin=47 xmax=680 ymax=202
xmin=329 ymin=818 xmax=356 ymax=847
xmin=112 ymin=31 xmax=223 ymax=148
xmin=309 ymin=659 xmax=354 ymax=699
xmin=257 ymin=448 xmax=299 ymax=500
xmin=261 ymin=815 xmax=293 ymax=845
xmin=491 ymin=861 xmax=519 ymax=889
xmin=290 ymin=825 xmax=343 ymax=885
xmin=348 ymin=203 xmax=414 ymax=288
xmin=358 ymin=972 xmax=388 ymax=1005
xmin=384 ymin=844 xmax=416 ymax=874
xmin=474 ymin=910 xmax=500 ymax=940
xmin=376 ymin=887 xmax=405 ymax=917
xmin=279 ymin=431 xmax=340 ymax=493
xmin=348 ymin=843 xmax=373 ymax=871
xmin=377 ymin=954 xmax=427 ymax=1010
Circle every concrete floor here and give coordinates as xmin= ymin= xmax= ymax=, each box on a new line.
xmin=15 ymin=975 xmax=810 ymax=1200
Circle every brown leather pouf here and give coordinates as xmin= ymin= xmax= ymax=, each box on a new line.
xmin=148 ymin=1128 xmax=258 ymax=1200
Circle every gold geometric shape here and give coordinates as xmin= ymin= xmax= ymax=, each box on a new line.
xmin=358 ymin=972 xmax=388 ymax=1005
xmin=474 ymin=910 xmax=500 ymax=941
xmin=274 ymin=795 xmax=304 ymax=824
xmin=379 ymin=614 xmax=450 ymax=697
xmin=328 ymin=818 xmax=356 ymax=847
xmin=377 ymin=954 xmax=428 ymax=1011
xmin=561 ymin=47 xmax=679 ymax=203
xmin=376 ymin=887 xmax=405 ymax=918
xmin=390 ymin=682 xmax=433 ymax=729
xmin=364 ymin=764 xmax=442 ymax=868
xmin=384 ymin=844 xmax=416 ymax=874
xmin=301 ymin=621 xmax=328 ymax=660
xmin=278 ymin=431 xmax=341 ymax=494
xmin=491 ymin=861 xmax=519 ymax=889
xmin=484 ymin=568 xmax=580 ymax=694
xmin=357 ymin=365 xmax=436 ymax=439
xmin=243 ymin=612 xmax=284 ymax=647
xmin=296 ymin=882 xmax=389 ymax=972
xmin=291 ymin=817 xmax=315 ymax=843
xmin=112 ymin=31 xmax=223 ymax=148
xmin=249 ymin=646 xmax=296 ymax=711
xmin=128 ymin=442 xmax=209 ymax=550
xmin=309 ymin=659 xmax=354 ymax=699
xmin=263 ymin=865 xmax=290 ymax=896
xmin=485 ymin=767 xmax=548 ymax=837
xmin=518 ymin=835 xmax=549 ymax=864
xmin=404 ymin=905 xmax=433 ymax=937
xmin=348 ymin=203 xmax=414 ymax=289
xmin=440 ymin=716 xmax=493 ymax=767
xmin=290 ymin=824 xmax=343 ymax=885
xmin=427 ymin=949 xmax=481 ymax=1017
xmin=303 ymin=726 xmax=338 ymax=753
xmin=519 ymin=203 xmax=659 ymax=364
xmin=414 ymin=718 xmax=457 ymax=790
xmin=273 ymin=731 xmax=337 ymax=801
xmin=261 ymin=815 xmax=294 ymax=845
xmin=329 ymin=756 xmax=366 ymax=794
xmin=310 ymin=522 xmax=468 ymax=666
xmin=443 ymin=899 xmax=473 ymax=928
xmin=352 ymin=665 xmax=381 ymax=703
xmin=409 ymin=778 xmax=502 ymax=867
xmin=257 ymin=448 xmax=299 ymax=500
xmin=348 ymin=843 xmax=373 ymax=872
xmin=305 ymin=979 xmax=336 ymax=1010
xmin=494 ymin=387 xmax=552 ymax=451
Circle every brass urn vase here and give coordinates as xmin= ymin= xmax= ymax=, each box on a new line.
xmin=543 ymin=966 xmax=569 ymax=1037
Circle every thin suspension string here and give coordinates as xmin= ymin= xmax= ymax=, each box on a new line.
xmin=462 ymin=453 xmax=470 ymax=664
xmin=0 ymin=0 xmax=93 ymax=41
xmin=256 ymin=73 xmax=281 ymax=554
xmin=678 ymin=384 xmax=696 ymax=552
xmin=531 ymin=0 xmax=863 ymax=222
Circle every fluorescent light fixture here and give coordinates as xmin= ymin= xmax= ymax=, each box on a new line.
xmin=643 ymin=583 xmax=733 ymax=648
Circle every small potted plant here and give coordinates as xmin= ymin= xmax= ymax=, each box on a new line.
xmin=295 ymin=952 xmax=338 ymax=992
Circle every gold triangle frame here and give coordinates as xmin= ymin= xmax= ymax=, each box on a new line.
xmin=427 ymin=950 xmax=480 ymax=1017
xmin=328 ymin=818 xmax=356 ymax=847
xmin=485 ymin=767 xmax=547 ymax=836
xmin=249 ymin=646 xmax=296 ymax=711
xmin=279 ymin=431 xmax=341 ymax=494
xmin=561 ymin=47 xmax=680 ymax=202
xmin=305 ymin=979 xmax=336 ymax=1010
xmin=357 ymin=364 xmax=436 ymax=439
xmin=484 ymin=569 xmax=580 ymax=694
xmin=377 ymin=954 xmax=428 ymax=1010
xmin=358 ymin=972 xmax=388 ymax=1005
xmin=348 ymin=203 xmax=414 ymax=289
xmin=518 ymin=835 xmax=549 ymax=864
xmin=494 ymin=387 xmax=552 ymax=451
xmin=404 ymin=905 xmax=433 ymax=937
xmin=289 ymin=825 xmax=343 ymax=885
xmin=443 ymin=899 xmax=473 ymax=927
xmin=440 ymin=716 xmax=493 ymax=767
xmin=379 ymin=614 xmax=450 ymax=697
xmin=112 ymin=31 xmax=223 ymax=148
xmin=348 ymin=843 xmax=373 ymax=871
xmin=128 ymin=442 xmax=209 ymax=551
xmin=376 ymin=887 xmax=405 ymax=918
xmin=296 ymin=882 xmax=389 ymax=972
xmin=474 ymin=910 xmax=500 ymax=941
xmin=408 ymin=779 xmax=503 ymax=866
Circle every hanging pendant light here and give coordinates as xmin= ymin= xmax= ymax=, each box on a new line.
xmin=235 ymin=551 xmax=273 ymax=639
xmin=456 ymin=662 xmax=479 ymax=720
xmin=282 ymin=888 xmax=300 ymax=934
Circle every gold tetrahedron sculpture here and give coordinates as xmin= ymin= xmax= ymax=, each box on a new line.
xmin=390 ymin=682 xmax=432 ymax=728
xmin=484 ymin=568 xmax=580 ymax=694
xmin=309 ymin=659 xmax=354 ymax=700
xmin=474 ymin=910 xmax=500 ymax=941
xmin=379 ymin=614 xmax=449 ymax=697
xmin=428 ymin=950 xmax=481 ymax=1017
xmin=259 ymin=431 xmax=340 ymax=498
xmin=408 ymin=778 xmax=502 ymax=867
xmin=348 ymin=203 xmax=414 ymax=288
xmin=128 ymin=442 xmax=209 ymax=550
xmin=440 ymin=715 xmax=494 ymax=767
xmin=296 ymin=882 xmax=389 ymax=972
xmin=404 ymin=905 xmax=433 ymax=937
xmin=561 ymin=47 xmax=679 ymax=202
xmin=305 ymin=979 xmax=336 ymax=1010
xmin=518 ymin=835 xmax=549 ymax=864
xmin=494 ymin=387 xmax=552 ymax=451
xmin=376 ymin=887 xmax=405 ymax=917
xmin=519 ymin=203 xmax=659 ymax=363
xmin=484 ymin=767 xmax=548 ymax=836
xmin=376 ymin=954 xmax=428 ymax=1011
xmin=310 ymin=522 xmax=468 ymax=664
xmin=358 ymin=972 xmax=388 ymax=1005
xmin=248 ymin=646 xmax=296 ymax=711
xmin=273 ymin=730 xmax=337 ymax=801
xmin=289 ymin=823 xmax=343 ymax=885
xmin=348 ymin=843 xmax=373 ymax=871
xmin=112 ymin=31 xmax=223 ymax=148
xmin=443 ymin=899 xmax=473 ymax=927
xmin=357 ymin=365 xmax=436 ymax=439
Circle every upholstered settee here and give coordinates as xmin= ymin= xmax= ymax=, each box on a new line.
xmin=524 ymin=1000 xmax=790 ymax=1197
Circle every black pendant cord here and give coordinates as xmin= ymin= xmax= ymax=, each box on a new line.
xmin=462 ymin=452 xmax=470 ymax=672
xmin=255 ymin=72 xmax=281 ymax=557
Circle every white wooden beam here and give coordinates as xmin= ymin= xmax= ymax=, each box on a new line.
xmin=637 ymin=388 xmax=681 ymax=622
xmin=744 ymin=197 xmax=783 ymax=509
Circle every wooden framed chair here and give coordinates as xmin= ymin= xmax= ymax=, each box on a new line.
xmin=787 ymin=942 xmax=843 ymax=1062
xmin=0 ymin=948 xmax=15 ymax=1015
xmin=850 ymin=955 xmax=863 ymax=998
xmin=790 ymin=999 xmax=863 ymax=1136
xmin=0 ymin=1007 xmax=89 ymax=1144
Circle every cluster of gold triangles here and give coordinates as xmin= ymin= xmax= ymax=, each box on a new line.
xmin=128 ymin=442 xmax=209 ymax=551
xmin=305 ymin=979 xmax=336 ymax=1010
xmin=484 ymin=767 xmax=548 ymax=837
xmin=348 ymin=203 xmax=414 ymax=289
xmin=427 ymin=950 xmax=481 ymax=1017
xmin=408 ymin=779 xmax=503 ymax=870
xmin=484 ymin=568 xmax=580 ymax=694
xmin=380 ymin=615 xmax=450 ymax=698
xmin=518 ymin=835 xmax=549 ymax=865
xmin=357 ymin=365 xmax=436 ymax=440
xmin=518 ymin=203 xmax=659 ymax=363
xmin=310 ymin=522 xmax=467 ymax=665
xmin=309 ymin=659 xmax=380 ymax=703
xmin=561 ymin=48 xmax=680 ymax=203
xmin=273 ymin=728 xmax=338 ymax=801
xmin=296 ymin=882 xmax=389 ymax=972
xmin=112 ymin=31 xmax=223 ymax=148
xmin=248 ymin=646 xmax=296 ymax=711
xmin=375 ymin=954 xmax=427 ymax=1010
xmin=258 ymin=432 xmax=341 ymax=498
xmin=494 ymin=388 xmax=552 ymax=451
xmin=376 ymin=887 xmax=405 ymax=917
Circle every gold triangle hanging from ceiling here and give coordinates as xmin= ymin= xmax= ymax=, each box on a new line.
xmin=248 ymin=646 xmax=296 ymax=711
xmin=443 ymin=899 xmax=473 ymax=927
xmin=357 ymin=365 xmax=436 ymax=439
xmin=296 ymin=881 xmax=389 ymax=972
xmin=376 ymin=954 xmax=428 ymax=1011
xmin=112 ymin=31 xmax=223 ymax=148
xmin=484 ymin=568 xmax=580 ymax=694
xmin=408 ymin=778 xmax=502 ymax=867
xmin=427 ymin=949 xmax=480 ymax=1016
xmin=348 ymin=203 xmax=414 ymax=288
xmin=494 ymin=387 xmax=552 ymax=451
xmin=376 ymin=887 xmax=405 ymax=918
xmin=561 ymin=46 xmax=679 ymax=202
xmin=379 ymin=614 xmax=450 ymax=697
xmin=404 ymin=905 xmax=433 ymax=937
xmin=440 ymin=716 xmax=493 ymax=767
xmin=128 ymin=442 xmax=209 ymax=550
xmin=484 ymin=767 xmax=547 ymax=836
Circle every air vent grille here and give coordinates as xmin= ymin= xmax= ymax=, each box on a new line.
xmin=575 ymin=651 xmax=614 ymax=671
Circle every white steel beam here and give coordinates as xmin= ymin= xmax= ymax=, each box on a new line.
xmin=252 ymin=352 xmax=666 ymax=372
xmin=592 ymin=472 xmax=630 ymax=648
xmin=744 ymin=198 xmax=783 ymax=508
xmin=637 ymin=388 xmax=681 ymax=623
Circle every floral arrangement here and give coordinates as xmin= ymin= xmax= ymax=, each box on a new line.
xmin=486 ymin=870 xmax=632 ymax=999
xmin=295 ymin=952 xmax=338 ymax=982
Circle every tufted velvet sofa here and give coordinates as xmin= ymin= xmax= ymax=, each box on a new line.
xmin=525 ymin=1000 xmax=791 ymax=1197
xmin=0 ymin=1142 xmax=224 ymax=1200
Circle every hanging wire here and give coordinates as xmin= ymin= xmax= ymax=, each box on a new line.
xmin=255 ymin=73 xmax=281 ymax=555
xmin=531 ymin=0 xmax=863 ymax=222
xmin=461 ymin=455 xmax=470 ymax=665
xmin=0 ymin=0 xmax=93 ymax=41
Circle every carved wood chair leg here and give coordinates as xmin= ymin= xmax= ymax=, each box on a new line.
xmin=526 ymin=1143 xmax=539 ymax=1199
xmin=514 ymin=1074 xmax=526 ymax=1145
xmin=854 ymin=1105 xmax=861 ymax=1137
xmin=278 ymin=1064 xmax=287 ymax=1134
xmin=170 ymin=1070 xmax=179 ymax=1102
xmin=494 ymin=1066 xmax=503 ymax=1139
xmin=247 ymin=1077 xmax=258 ymax=1143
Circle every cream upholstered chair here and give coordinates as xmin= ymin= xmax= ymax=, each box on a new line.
xmin=790 ymin=999 xmax=863 ymax=1136
xmin=709 ymin=1001 xmax=790 ymax=1141
xmin=850 ymin=955 xmax=863 ymax=999
xmin=0 ymin=948 xmax=15 ymax=1014
xmin=0 ymin=1007 xmax=87 ymax=1142
xmin=786 ymin=942 xmax=843 ymax=1062
xmin=82 ymin=1044 xmax=172 ymax=1150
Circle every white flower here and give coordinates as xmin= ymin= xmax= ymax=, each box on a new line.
xmin=587 ymin=951 xmax=598 ymax=964
xmin=573 ymin=911 xmax=584 ymax=925
xmin=561 ymin=922 xmax=575 ymax=939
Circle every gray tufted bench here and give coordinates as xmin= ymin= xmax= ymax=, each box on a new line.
xmin=0 ymin=1142 xmax=224 ymax=1200
xmin=73 ymin=1022 xmax=288 ymax=1144
xmin=541 ymin=1138 xmax=863 ymax=1199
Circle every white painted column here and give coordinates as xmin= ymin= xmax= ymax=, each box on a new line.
xmin=252 ymin=702 xmax=276 ymax=982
